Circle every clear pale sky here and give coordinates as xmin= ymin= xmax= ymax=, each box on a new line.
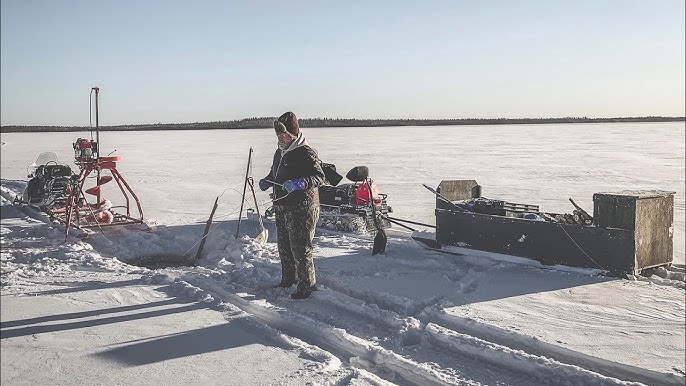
xmin=1 ymin=0 xmax=684 ymax=126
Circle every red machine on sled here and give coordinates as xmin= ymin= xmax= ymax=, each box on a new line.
xmin=18 ymin=87 xmax=144 ymax=238
xmin=265 ymin=165 xmax=393 ymax=233
xmin=318 ymin=165 xmax=392 ymax=230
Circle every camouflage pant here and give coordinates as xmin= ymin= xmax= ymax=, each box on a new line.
xmin=274 ymin=203 xmax=320 ymax=290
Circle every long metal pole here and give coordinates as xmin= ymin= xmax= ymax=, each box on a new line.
xmin=196 ymin=196 xmax=219 ymax=261
xmin=93 ymin=87 xmax=100 ymax=155
xmin=92 ymin=87 xmax=101 ymax=203
xmin=235 ymin=147 xmax=253 ymax=239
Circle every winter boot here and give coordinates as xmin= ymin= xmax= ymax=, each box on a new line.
xmin=272 ymin=278 xmax=298 ymax=288
xmin=290 ymin=286 xmax=317 ymax=299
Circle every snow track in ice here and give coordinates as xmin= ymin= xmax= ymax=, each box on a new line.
xmin=170 ymin=273 xmax=470 ymax=386
xmin=162 ymin=269 xmax=655 ymax=386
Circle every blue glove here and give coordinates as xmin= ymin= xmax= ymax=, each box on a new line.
xmin=259 ymin=178 xmax=272 ymax=191
xmin=282 ymin=178 xmax=307 ymax=193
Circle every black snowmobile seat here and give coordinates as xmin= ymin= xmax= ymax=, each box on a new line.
xmin=37 ymin=164 xmax=73 ymax=179
xmin=46 ymin=165 xmax=73 ymax=178
xmin=345 ymin=166 xmax=369 ymax=182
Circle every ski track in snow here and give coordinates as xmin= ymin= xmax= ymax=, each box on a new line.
xmin=2 ymin=180 xmax=684 ymax=386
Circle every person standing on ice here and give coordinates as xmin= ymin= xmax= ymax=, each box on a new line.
xmin=259 ymin=111 xmax=325 ymax=299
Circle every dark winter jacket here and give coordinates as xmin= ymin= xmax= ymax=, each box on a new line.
xmin=264 ymin=140 xmax=325 ymax=207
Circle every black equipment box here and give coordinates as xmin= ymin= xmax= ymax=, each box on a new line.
xmin=593 ymin=190 xmax=675 ymax=271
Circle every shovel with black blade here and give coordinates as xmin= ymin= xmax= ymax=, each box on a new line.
xmin=368 ymin=178 xmax=387 ymax=255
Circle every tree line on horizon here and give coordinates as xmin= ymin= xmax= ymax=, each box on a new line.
xmin=1 ymin=116 xmax=683 ymax=133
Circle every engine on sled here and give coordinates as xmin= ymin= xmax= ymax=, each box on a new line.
xmin=15 ymin=87 xmax=144 ymax=240
xmin=20 ymin=152 xmax=77 ymax=211
xmin=318 ymin=165 xmax=392 ymax=232
xmin=264 ymin=164 xmax=392 ymax=233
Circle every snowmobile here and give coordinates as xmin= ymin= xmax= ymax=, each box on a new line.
xmin=265 ymin=164 xmax=393 ymax=233
xmin=19 ymin=152 xmax=77 ymax=212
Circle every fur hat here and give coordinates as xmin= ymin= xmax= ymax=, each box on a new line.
xmin=274 ymin=111 xmax=300 ymax=136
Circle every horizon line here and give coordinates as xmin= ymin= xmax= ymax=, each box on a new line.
xmin=2 ymin=115 xmax=685 ymax=128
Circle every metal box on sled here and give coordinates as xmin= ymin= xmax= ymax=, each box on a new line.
xmin=433 ymin=180 xmax=674 ymax=277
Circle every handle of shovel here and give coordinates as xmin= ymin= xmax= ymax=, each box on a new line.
xmin=422 ymin=184 xmax=469 ymax=213
xmin=265 ymin=179 xmax=283 ymax=187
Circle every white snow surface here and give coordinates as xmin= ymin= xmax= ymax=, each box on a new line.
xmin=1 ymin=123 xmax=685 ymax=385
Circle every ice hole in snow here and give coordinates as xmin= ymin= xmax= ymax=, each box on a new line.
xmin=126 ymin=254 xmax=196 ymax=269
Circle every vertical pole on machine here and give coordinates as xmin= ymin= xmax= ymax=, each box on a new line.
xmin=235 ymin=147 xmax=253 ymax=240
xmin=92 ymin=87 xmax=102 ymax=204
xmin=93 ymin=87 xmax=100 ymax=157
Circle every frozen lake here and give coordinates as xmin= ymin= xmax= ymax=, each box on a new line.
xmin=2 ymin=121 xmax=684 ymax=263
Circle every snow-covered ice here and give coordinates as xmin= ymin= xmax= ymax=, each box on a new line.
xmin=1 ymin=123 xmax=684 ymax=385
